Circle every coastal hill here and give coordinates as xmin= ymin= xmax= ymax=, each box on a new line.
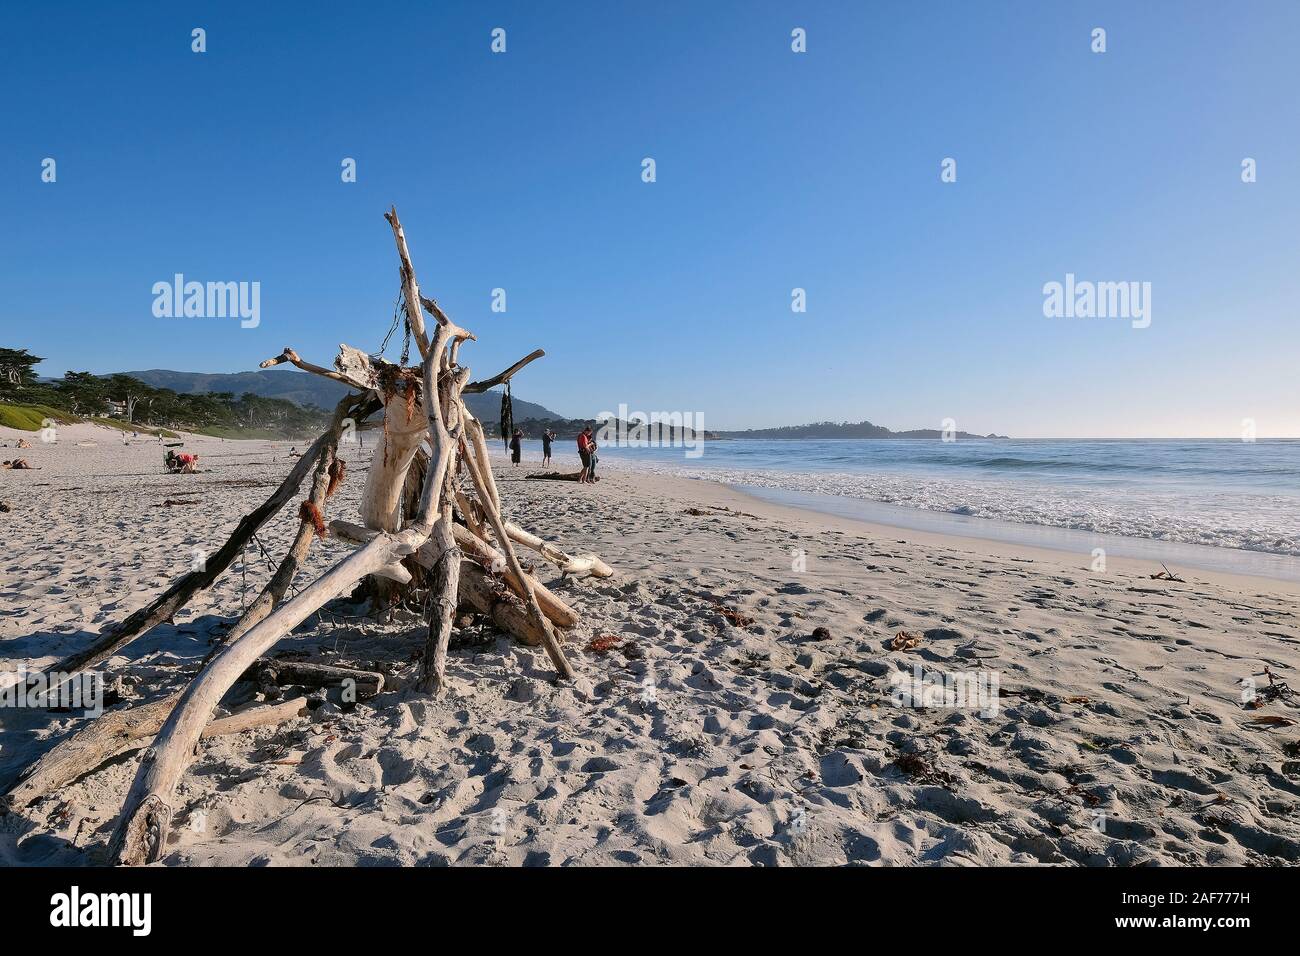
xmin=123 ymin=372 xmax=1009 ymax=439
xmin=712 ymin=421 xmax=1009 ymax=440
xmin=126 ymin=368 xmax=563 ymax=424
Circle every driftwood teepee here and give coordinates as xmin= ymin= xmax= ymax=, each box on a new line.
xmin=3 ymin=209 xmax=612 ymax=865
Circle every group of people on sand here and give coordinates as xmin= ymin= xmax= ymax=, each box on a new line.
xmin=164 ymin=449 xmax=199 ymax=474
xmin=507 ymin=425 xmax=599 ymax=483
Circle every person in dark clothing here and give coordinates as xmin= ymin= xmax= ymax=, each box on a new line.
xmin=577 ymin=426 xmax=593 ymax=483
xmin=541 ymin=429 xmax=554 ymax=467
xmin=510 ymin=428 xmax=523 ymax=466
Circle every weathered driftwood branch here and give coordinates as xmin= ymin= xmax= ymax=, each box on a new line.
xmin=458 ymin=561 xmax=548 ymax=646
xmin=504 ymin=522 xmax=613 ymax=578
xmin=204 ymin=697 xmax=310 ymax=737
xmin=3 ymin=684 xmax=313 ymax=813
xmin=330 ymin=518 xmax=579 ymax=631
xmin=259 ymin=347 xmax=367 ymax=390
xmin=451 ymin=524 xmax=581 ymax=628
xmin=418 ymin=293 xmax=457 ymax=329
xmin=245 ymin=659 xmax=384 ymax=698
xmin=1 ymin=692 xmax=180 ymax=813
xmin=465 ymin=421 xmax=502 ymax=514
xmin=355 ymin=362 xmax=428 ymax=533
xmin=220 ymin=395 xmax=355 ymax=646
xmin=384 ymin=207 xmax=435 ymax=360
xmin=420 ymin=363 xmax=471 ymax=695
xmin=464 ymin=348 xmax=545 ymax=394
xmin=459 ymin=425 xmax=573 ymax=680
xmin=455 ymin=487 xmax=487 ymax=540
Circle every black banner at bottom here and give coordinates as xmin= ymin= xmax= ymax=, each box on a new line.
xmin=0 ymin=864 xmax=1269 ymax=943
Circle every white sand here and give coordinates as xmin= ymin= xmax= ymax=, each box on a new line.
xmin=2 ymin=425 xmax=1299 ymax=866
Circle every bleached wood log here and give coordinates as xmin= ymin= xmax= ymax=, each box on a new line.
xmin=204 ymin=697 xmax=310 ymax=737
xmin=418 ymin=361 xmax=469 ymax=694
xmin=0 ymin=693 xmax=314 ymax=814
xmin=4 ymin=650 xmax=379 ymax=814
xmin=503 ymin=521 xmax=613 ymax=578
xmin=330 ymin=519 xmax=579 ymax=630
xmin=465 ymin=419 xmax=502 ymax=514
xmin=335 ymin=344 xmax=378 ymax=390
xmin=245 ymin=660 xmax=384 ymax=698
xmin=458 ymin=560 xmax=548 ymax=646
xmin=328 ymin=519 xmax=377 ymax=545
xmin=0 ymin=692 xmax=180 ymax=813
xmin=451 ymin=525 xmax=580 ymax=628
xmin=360 ymin=389 xmax=430 ymax=533
xmin=455 ymin=487 xmax=486 ymax=540
xmin=422 ymin=510 xmax=458 ymax=692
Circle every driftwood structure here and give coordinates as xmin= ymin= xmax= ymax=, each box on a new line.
xmin=3 ymin=209 xmax=612 ymax=865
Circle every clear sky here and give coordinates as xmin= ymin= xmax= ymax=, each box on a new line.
xmin=2 ymin=1 xmax=1297 ymax=437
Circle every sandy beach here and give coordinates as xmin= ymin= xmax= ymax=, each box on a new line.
xmin=2 ymin=424 xmax=1299 ymax=866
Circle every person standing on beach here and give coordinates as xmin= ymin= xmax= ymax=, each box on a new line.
xmin=577 ymin=425 xmax=594 ymax=483
xmin=510 ymin=428 xmax=523 ymax=467
xmin=541 ymin=428 xmax=554 ymax=467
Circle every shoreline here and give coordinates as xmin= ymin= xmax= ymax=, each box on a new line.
xmin=503 ymin=436 xmax=1300 ymax=588
xmin=734 ymin=485 xmax=1300 ymax=594
xmin=655 ymin=471 xmax=1300 ymax=598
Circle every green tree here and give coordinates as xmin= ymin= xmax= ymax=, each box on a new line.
xmin=55 ymin=371 xmax=108 ymax=416
xmin=102 ymin=374 xmax=151 ymax=423
xmin=0 ymin=347 xmax=44 ymax=400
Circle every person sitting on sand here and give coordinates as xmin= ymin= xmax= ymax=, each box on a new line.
xmin=541 ymin=428 xmax=554 ymax=467
xmin=577 ymin=426 xmax=592 ymax=482
xmin=164 ymin=450 xmax=198 ymax=474
xmin=3 ymin=459 xmax=33 ymax=470
xmin=510 ymin=428 xmax=523 ymax=467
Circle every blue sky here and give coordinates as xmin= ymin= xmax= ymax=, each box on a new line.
xmin=2 ymin=1 xmax=1297 ymax=437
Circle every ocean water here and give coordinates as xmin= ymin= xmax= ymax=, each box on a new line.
xmin=554 ymin=438 xmax=1300 ymax=573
